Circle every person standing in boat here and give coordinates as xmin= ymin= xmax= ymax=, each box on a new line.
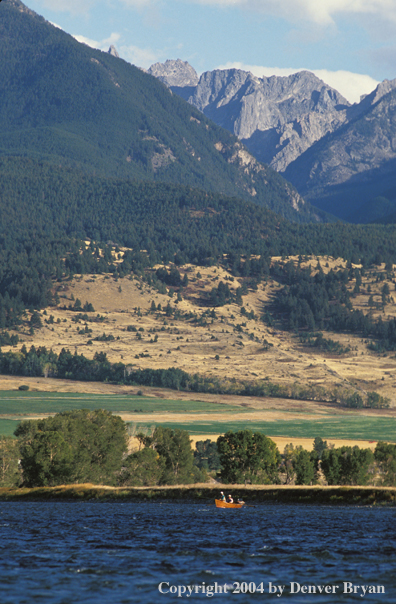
xmin=220 ymin=491 xmax=226 ymax=502
xmin=227 ymin=494 xmax=233 ymax=503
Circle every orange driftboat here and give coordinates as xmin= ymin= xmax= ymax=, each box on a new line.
xmin=215 ymin=499 xmax=245 ymax=509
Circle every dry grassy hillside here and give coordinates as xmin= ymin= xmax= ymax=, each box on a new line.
xmin=3 ymin=254 xmax=396 ymax=408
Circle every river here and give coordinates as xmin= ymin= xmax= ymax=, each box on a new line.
xmin=0 ymin=502 xmax=394 ymax=603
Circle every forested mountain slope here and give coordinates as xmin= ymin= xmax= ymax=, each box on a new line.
xmin=0 ymin=0 xmax=320 ymax=223
xmin=4 ymin=156 xmax=396 ymax=262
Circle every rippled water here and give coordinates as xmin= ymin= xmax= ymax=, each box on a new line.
xmin=0 ymin=502 xmax=395 ymax=603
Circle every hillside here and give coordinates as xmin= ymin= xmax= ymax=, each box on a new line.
xmin=2 ymin=155 xmax=396 ymax=260
xmin=2 ymin=255 xmax=396 ymax=408
xmin=3 ymin=155 xmax=396 ymax=330
xmin=0 ymin=0 xmax=319 ymax=223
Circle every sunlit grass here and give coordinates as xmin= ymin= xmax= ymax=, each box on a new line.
xmin=130 ymin=416 xmax=396 ymax=442
xmin=0 ymin=390 xmax=238 ymax=415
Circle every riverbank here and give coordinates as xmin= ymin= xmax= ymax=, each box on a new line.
xmin=0 ymin=484 xmax=395 ymax=506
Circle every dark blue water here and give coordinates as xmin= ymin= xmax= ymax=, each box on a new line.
xmin=0 ymin=502 xmax=394 ymax=603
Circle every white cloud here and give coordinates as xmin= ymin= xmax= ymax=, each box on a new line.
xmin=73 ymin=34 xmax=101 ymax=49
xmin=120 ymin=44 xmax=162 ymax=68
xmin=72 ymin=32 xmax=161 ymax=68
xmin=216 ymin=62 xmax=379 ymax=103
xmin=310 ymin=69 xmax=379 ymax=104
xmin=189 ymin=0 xmax=396 ymax=25
xmin=72 ymin=32 xmax=121 ymax=52
xmin=36 ymin=0 xmax=396 ymax=24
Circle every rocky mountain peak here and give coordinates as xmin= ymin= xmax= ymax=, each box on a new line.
xmin=148 ymin=59 xmax=199 ymax=88
xmin=108 ymin=45 xmax=120 ymax=58
xmin=148 ymin=61 xmax=351 ymax=171
xmin=348 ymin=77 xmax=396 ymax=121
xmin=159 ymin=64 xmax=350 ymax=171
xmin=367 ymin=78 xmax=396 ymax=106
xmin=0 ymin=3 xmax=320 ymax=224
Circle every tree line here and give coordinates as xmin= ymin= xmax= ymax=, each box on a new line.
xmin=0 ymin=418 xmax=395 ymax=489
xmin=0 ymin=345 xmax=389 ymax=408
xmin=0 ymin=411 xmax=206 ymax=488
xmin=211 ymin=432 xmax=396 ymax=487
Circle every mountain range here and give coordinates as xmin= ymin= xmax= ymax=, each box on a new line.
xmin=3 ymin=0 xmax=396 ymax=226
xmin=2 ymin=0 xmax=396 ymax=392
xmin=148 ymin=59 xmax=350 ymax=173
xmin=149 ymin=59 xmax=396 ymax=223
xmin=0 ymin=0 xmax=322 ymax=223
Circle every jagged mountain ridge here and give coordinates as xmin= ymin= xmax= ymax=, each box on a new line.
xmin=150 ymin=59 xmax=396 ymax=223
xmin=148 ymin=59 xmax=350 ymax=172
xmin=0 ymin=0 xmax=322 ymax=223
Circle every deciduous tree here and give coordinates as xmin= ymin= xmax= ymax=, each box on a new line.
xmin=16 ymin=409 xmax=128 ymax=487
xmin=146 ymin=426 xmax=196 ymax=484
xmin=0 ymin=436 xmax=20 ymax=487
xmin=321 ymin=446 xmax=374 ymax=486
xmin=217 ymin=430 xmax=280 ymax=484
xmin=374 ymin=442 xmax=396 ymax=486
xmin=119 ymin=448 xmax=164 ymax=486
xmin=194 ymin=439 xmax=221 ymax=471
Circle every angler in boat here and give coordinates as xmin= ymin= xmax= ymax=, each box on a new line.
xmin=215 ymin=492 xmax=245 ymax=508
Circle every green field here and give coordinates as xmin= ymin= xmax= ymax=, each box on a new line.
xmin=0 ymin=391 xmax=394 ymax=443
xmin=0 ymin=419 xmax=23 ymax=437
xmin=0 ymin=390 xmax=242 ymax=438
xmin=0 ymin=391 xmax=239 ymax=415
xmin=129 ymin=416 xmax=396 ymax=442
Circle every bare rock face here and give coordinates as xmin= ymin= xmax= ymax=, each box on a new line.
xmin=148 ymin=59 xmax=396 ymax=220
xmin=277 ymin=79 xmax=396 ymax=221
xmin=189 ymin=69 xmax=350 ymax=172
xmin=286 ymin=83 xmax=396 ymax=194
xmin=149 ymin=61 xmax=350 ymax=172
xmin=360 ymin=78 xmax=396 ymax=107
xmin=148 ymin=59 xmax=199 ymax=88
xmin=108 ymin=45 xmax=119 ymax=58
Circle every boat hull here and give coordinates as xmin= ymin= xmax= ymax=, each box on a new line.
xmin=215 ymin=499 xmax=244 ymax=509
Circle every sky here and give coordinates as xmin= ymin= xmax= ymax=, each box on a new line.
xmin=21 ymin=0 xmax=396 ymax=104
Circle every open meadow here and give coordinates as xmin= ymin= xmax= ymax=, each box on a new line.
xmin=0 ymin=382 xmax=394 ymax=449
